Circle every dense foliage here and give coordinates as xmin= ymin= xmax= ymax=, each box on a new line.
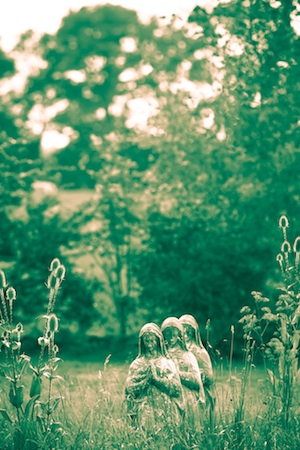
xmin=1 ymin=1 xmax=299 ymax=344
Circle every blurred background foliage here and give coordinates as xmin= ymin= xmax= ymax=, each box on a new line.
xmin=0 ymin=1 xmax=299 ymax=358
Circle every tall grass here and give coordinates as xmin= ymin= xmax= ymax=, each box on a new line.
xmin=1 ymin=217 xmax=300 ymax=448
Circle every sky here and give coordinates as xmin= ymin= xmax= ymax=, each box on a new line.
xmin=0 ymin=0 xmax=213 ymax=52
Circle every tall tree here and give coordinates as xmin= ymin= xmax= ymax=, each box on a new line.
xmin=130 ymin=0 xmax=300 ymax=340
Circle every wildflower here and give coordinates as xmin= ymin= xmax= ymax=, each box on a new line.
xmin=240 ymin=306 xmax=251 ymax=315
xmin=261 ymin=312 xmax=278 ymax=323
xmin=252 ymin=291 xmax=269 ymax=303
xmin=266 ymin=337 xmax=284 ymax=358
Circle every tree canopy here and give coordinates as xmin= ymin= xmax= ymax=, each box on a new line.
xmin=1 ymin=1 xmax=299 ymax=345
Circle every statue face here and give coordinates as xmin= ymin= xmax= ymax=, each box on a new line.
xmin=142 ymin=332 xmax=158 ymax=353
xmin=183 ymin=324 xmax=194 ymax=343
xmin=163 ymin=326 xmax=180 ymax=348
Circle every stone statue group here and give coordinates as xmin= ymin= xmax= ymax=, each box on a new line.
xmin=125 ymin=315 xmax=215 ymax=433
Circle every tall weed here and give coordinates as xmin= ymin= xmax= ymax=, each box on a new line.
xmin=240 ymin=215 xmax=300 ymax=426
xmin=0 ymin=258 xmax=65 ymax=449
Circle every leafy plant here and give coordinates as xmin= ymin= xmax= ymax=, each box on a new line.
xmin=240 ymin=215 xmax=300 ymax=425
xmin=0 ymin=258 xmax=65 ymax=443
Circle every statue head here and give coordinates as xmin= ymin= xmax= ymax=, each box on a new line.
xmin=138 ymin=322 xmax=166 ymax=357
xmin=161 ymin=317 xmax=187 ymax=350
xmin=179 ymin=314 xmax=204 ymax=348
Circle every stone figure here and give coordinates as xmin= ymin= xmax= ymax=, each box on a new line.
xmin=161 ymin=317 xmax=205 ymax=431
xmin=179 ymin=314 xmax=216 ymax=422
xmin=125 ymin=322 xmax=183 ymax=432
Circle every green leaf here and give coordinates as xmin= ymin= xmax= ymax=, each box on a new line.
xmin=0 ymin=409 xmax=12 ymax=423
xmin=5 ymin=375 xmax=15 ymax=382
xmin=9 ymin=385 xmax=24 ymax=408
xmin=30 ymin=374 xmax=42 ymax=397
xmin=52 ymin=375 xmax=64 ymax=381
xmin=51 ymin=396 xmax=64 ymax=412
xmin=24 ymin=395 xmax=40 ymax=419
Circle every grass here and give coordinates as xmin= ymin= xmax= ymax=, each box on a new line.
xmin=2 ymin=356 xmax=299 ymax=450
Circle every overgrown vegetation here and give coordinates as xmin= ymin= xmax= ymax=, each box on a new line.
xmin=240 ymin=216 xmax=300 ymax=427
xmin=1 ymin=221 xmax=300 ymax=449
xmin=1 ymin=1 xmax=299 ymax=340
xmin=0 ymin=258 xmax=66 ymax=449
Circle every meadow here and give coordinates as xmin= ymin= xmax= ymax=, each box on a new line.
xmin=1 ymin=353 xmax=300 ymax=450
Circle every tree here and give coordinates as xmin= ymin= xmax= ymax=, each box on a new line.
xmin=18 ymin=5 xmax=156 ymax=187
xmin=129 ymin=1 xmax=300 ymax=341
xmin=0 ymin=132 xmax=98 ymax=333
xmin=65 ymin=147 xmax=143 ymax=337
xmin=7 ymin=1 xmax=300 ymax=342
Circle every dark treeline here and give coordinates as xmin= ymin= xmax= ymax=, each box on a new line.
xmin=1 ymin=1 xmax=299 ymax=357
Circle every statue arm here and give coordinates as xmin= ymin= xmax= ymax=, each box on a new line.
xmin=197 ymin=349 xmax=214 ymax=385
xmin=179 ymin=352 xmax=201 ymax=392
xmin=179 ymin=371 xmax=200 ymax=391
xmin=125 ymin=360 xmax=149 ymax=398
xmin=199 ymin=349 xmax=214 ymax=385
xmin=150 ymin=361 xmax=181 ymax=398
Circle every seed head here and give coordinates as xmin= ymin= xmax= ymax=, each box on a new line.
xmin=47 ymin=314 xmax=59 ymax=333
xmin=2 ymin=330 xmax=10 ymax=339
xmin=50 ymin=258 xmax=61 ymax=272
xmin=47 ymin=272 xmax=60 ymax=290
xmin=54 ymin=265 xmax=66 ymax=281
xmin=52 ymin=344 xmax=59 ymax=356
xmin=279 ymin=216 xmax=289 ymax=229
xmin=11 ymin=341 xmax=21 ymax=351
xmin=293 ymin=237 xmax=300 ymax=253
xmin=15 ymin=323 xmax=24 ymax=334
xmin=38 ymin=337 xmax=50 ymax=347
xmin=6 ymin=287 xmax=16 ymax=301
xmin=281 ymin=241 xmax=291 ymax=253
xmin=0 ymin=270 xmax=7 ymax=289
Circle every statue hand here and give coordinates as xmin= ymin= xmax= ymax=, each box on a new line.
xmin=149 ymin=361 xmax=158 ymax=383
